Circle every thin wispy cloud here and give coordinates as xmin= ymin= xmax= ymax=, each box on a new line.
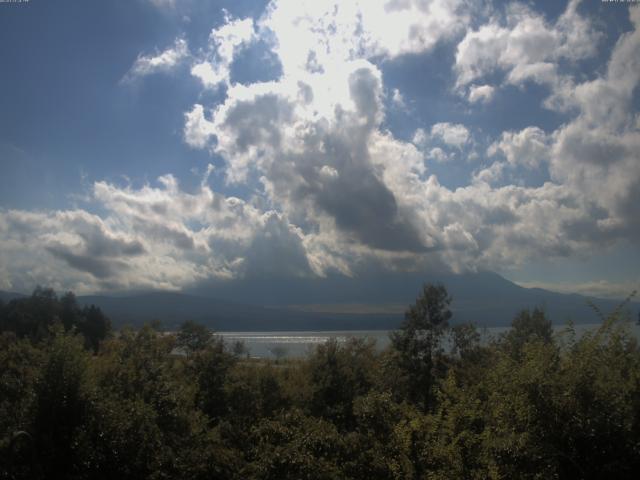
xmin=122 ymin=38 xmax=190 ymax=83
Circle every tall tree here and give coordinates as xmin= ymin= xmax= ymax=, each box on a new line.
xmin=177 ymin=320 xmax=213 ymax=354
xmin=502 ymin=307 xmax=552 ymax=359
xmin=390 ymin=283 xmax=452 ymax=410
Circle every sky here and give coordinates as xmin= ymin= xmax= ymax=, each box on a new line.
xmin=0 ymin=0 xmax=639 ymax=299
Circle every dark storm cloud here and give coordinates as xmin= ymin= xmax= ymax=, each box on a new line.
xmin=46 ymin=245 xmax=126 ymax=279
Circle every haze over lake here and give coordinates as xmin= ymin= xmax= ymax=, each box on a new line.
xmin=220 ymin=323 xmax=640 ymax=358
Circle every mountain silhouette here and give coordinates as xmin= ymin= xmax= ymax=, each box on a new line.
xmin=2 ymin=272 xmax=636 ymax=330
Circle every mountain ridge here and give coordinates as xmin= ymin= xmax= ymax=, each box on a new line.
xmin=1 ymin=272 xmax=637 ymax=330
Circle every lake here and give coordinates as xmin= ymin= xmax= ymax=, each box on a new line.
xmin=219 ymin=322 xmax=640 ymax=358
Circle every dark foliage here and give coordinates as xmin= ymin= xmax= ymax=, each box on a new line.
xmin=389 ymin=283 xmax=452 ymax=409
xmin=1 ymin=284 xmax=639 ymax=479
xmin=0 ymin=287 xmax=111 ymax=351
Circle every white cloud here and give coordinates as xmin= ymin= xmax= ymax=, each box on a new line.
xmin=548 ymin=5 xmax=640 ymax=239
xmin=412 ymin=128 xmax=428 ymax=147
xmin=190 ymin=62 xmax=225 ymax=90
xmin=207 ymin=60 xmax=432 ymax=255
xmin=472 ymin=161 xmax=506 ymax=185
xmin=174 ymin=1 xmax=639 ymax=281
xmin=430 ymin=122 xmax=470 ymax=149
xmin=488 ymin=126 xmax=550 ymax=169
xmin=0 ymin=171 xmax=317 ymax=293
xmin=468 ymin=84 xmax=495 ymax=104
xmin=428 ymin=147 xmax=449 ymax=163
xmin=3 ymin=1 xmax=639 ymax=293
xmin=412 ymin=123 xmax=472 ymax=160
xmin=184 ymin=104 xmax=217 ymax=149
xmin=191 ymin=16 xmax=256 ymax=89
xmin=455 ymin=0 xmax=599 ymax=94
xmin=123 ymin=38 xmax=189 ymax=82
xmin=261 ymin=0 xmax=471 ymax=77
xmin=391 ymin=88 xmax=406 ymax=108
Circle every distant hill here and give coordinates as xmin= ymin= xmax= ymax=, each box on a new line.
xmin=188 ymin=271 xmax=638 ymax=328
xmin=2 ymin=272 xmax=637 ymax=331
xmin=0 ymin=291 xmax=26 ymax=303
xmin=75 ymin=292 xmax=398 ymax=331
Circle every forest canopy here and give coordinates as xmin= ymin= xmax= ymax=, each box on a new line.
xmin=1 ymin=285 xmax=639 ymax=479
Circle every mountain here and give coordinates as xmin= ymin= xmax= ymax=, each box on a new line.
xmin=2 ymin=272 xmax=637 ymax=331
xmin=0 ymin=290 xmax=26 ymax=303
xmin=189 ymin=271 xmax=638 ymax=327
xmin=76 ymin=292 xmax=398 ymax=331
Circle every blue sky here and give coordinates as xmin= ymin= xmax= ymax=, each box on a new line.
xmin=0 ymin=0 xmax=638 ymax=299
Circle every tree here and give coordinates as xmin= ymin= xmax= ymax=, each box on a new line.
xmin=245 ymin=410 xmax=347 ymax=480
xmin=0 ymin=333 xmax=43 ymax=479
xmin=232 ymin=340 xmax=248 ymax=357
xmin=390 ymin=283 xmax=452 ymax=410
xmin=177 ymin=320 xmax=213 ymax=354
xmin=78 ymin=304 xmax=111 ymax=353
xmin=450 ymin=322 xmax=481 ymax=360
xmin=0 ymin=287 xmax=60 ymax=341
xmin=192 ymin=338 xmax=237 ymax=421
xmin=60 ymin=292 xmax=81 ymax=332
xmin=0 ymin=288 xmax=110 ymax=350
xmin=307 ymin=338 xmax=376 ymax=428
xmin=31 ymin=333 xmax=92 ymax=477
xmin=269 ymin=345 xmax=288 ymax=362
xmin=502 ymin=307 xmax=552 ymax=359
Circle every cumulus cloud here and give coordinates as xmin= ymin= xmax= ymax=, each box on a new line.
xmin=472 ymin=161 xmax=506 ymax=185
xmin=428 ymin=147 xmax=450 ymax=163
xmin=261 ymin=0 xmax=471 ymax=76
xmin=548 ymin=5 xmax=640 ymax=239
xmin=191 ymin=16 xmax=256 ymax=89
xmin=455 ymin=0 xmax=599 ymax=94
xmin=468 ymin=84 xmax=495 ymax=104
xmin=206 ymin=60 xmax=428 ymax=253
xmin=3 ymin=1 xmax=639 ymax=293
xmin=412 ymin=123 xmax=471 ymax=161
xmin=0 ymin=209 xmax=147 ymax=292
xmin=175 ymin=2 xmax=638 ymax=281
xmin=412 ymin=128 xmax=428 ymax=147
xmin=0 ymin=172 xmax=317 ymax=293
xmin=123 ymin=38 xmax=189 ymax=82
xmin=488 ymin=126 xmax=550 ymax=169
xmin=184 ymin=104 xmax=217 ymax=149
xmin=430 ymin=122 xmax=470 ymax=149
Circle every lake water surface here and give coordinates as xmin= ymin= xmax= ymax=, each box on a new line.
xmin=219 ymin=323 xmax=640 ymax=358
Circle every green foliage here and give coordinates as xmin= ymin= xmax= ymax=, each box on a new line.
xmin=1 ymin=286 xmax=640 ymax=479
xmin=77 ymin=304 xmax=111 ymax=353
xmin=244 ymin=409 xmax=346 ymax=480
xmin=343 ymin=392 xmax=418 ymax=479
xmin=31 ymin=332 xmax=93 ymax=477
xmin=306 ymin=337 xmax=377 ymax=428
xmin=450 ymin=322 xmax=481 ymax=359
xmin=501 ymin=307 xmax=553 ymax=359
xmin=390 ymin=283 xmax=452 ymax=409
xmin=0 ymin=287 xmax=111 ymax=351
xmin=0 ymin=333 xmax=43 ymax=478
xmin=176 ymin=320 xmax=213 ymax=353
xmin=191 ymin=337 xmax=237 ymax=421
xmin=225 ymin=363 xmax=289 ymax=421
